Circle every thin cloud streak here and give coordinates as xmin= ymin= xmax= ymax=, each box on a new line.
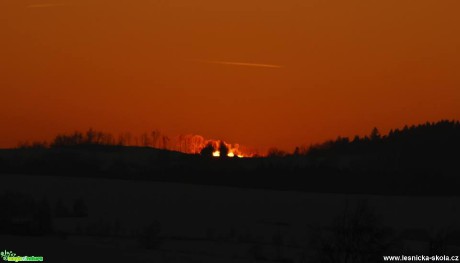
xmin=27 ymin=3 xmax=69 ymax=8
xmin=199 ymin=60 xmax=283 ymax=69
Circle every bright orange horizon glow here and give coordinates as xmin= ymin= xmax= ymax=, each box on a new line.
xmin=1 ymin=0 xmax=459 ymax=151
xmin=212 ymin=151 xmax=245 ymax=158
xmin=208 ymin=140 xmax=252 ymax=157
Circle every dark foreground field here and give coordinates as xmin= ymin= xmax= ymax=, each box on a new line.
xmin=1 ymin=173 xmax=460 ymax=263
xmin=2 ymin=121 xmax=460 ymax=262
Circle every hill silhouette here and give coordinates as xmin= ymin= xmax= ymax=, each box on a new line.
xmin=1 ymin=120 xmax=459 ymax=196
xmin=1 ymin=121 xmax=460 ymax=262
xmin=303 ymin=120 xmax=460 ymax=174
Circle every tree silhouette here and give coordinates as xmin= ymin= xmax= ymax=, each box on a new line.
xmin=312 ymin=201 xmax=391 ymax=263
xmin=267 ymin=148 xmax=287 ymax=157
xmin=151 ymin=130 xmax=161 ymax=148
xmin=200 ymin=142 xmax=215 ymax=157
xmin=219 ymin=141 xmax=229 ymax=158
xmin=370 ymin=127 xmax=381 ymax=141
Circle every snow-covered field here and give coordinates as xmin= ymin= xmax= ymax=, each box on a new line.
xmin=1 ymin=174 xmax=459 ymax=262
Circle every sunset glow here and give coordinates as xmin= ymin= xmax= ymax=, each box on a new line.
xmin=212 ymin=150 xmax=245 ymax=158
xmin=205 ymin=140 xmax=251 ymax=158
xmin=2 ymin=1 xmax=460 ymax=261
xmin=1 ymin=0 xmax=460 ymax=151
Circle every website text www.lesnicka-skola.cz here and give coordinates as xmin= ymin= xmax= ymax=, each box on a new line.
xmin=383 ymin=255 xmax=459 ymax=262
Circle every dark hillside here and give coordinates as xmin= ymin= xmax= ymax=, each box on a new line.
xmin=1 ymin=120 xmax=459 ymax=196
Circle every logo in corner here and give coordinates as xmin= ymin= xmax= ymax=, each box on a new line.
xmin=0 ymin=251 xmax=43 ymax=262
xmin=1 ymin=251 xmax=16 ymax=261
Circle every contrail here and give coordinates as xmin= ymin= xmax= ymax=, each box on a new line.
xmin=27 ymin=3 xmax=69 ymax=8
xmin=198 ymin=60 xmax=283 ymax=69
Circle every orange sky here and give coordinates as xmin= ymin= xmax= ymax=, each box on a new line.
xmin=1 ymin=0 xmax=459 ymax=151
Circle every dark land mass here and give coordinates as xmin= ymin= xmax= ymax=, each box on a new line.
xmin=1 ymin=120 xmax=460 ymax=262
xmin=1 ymin=120 xmax=459 ymax=196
